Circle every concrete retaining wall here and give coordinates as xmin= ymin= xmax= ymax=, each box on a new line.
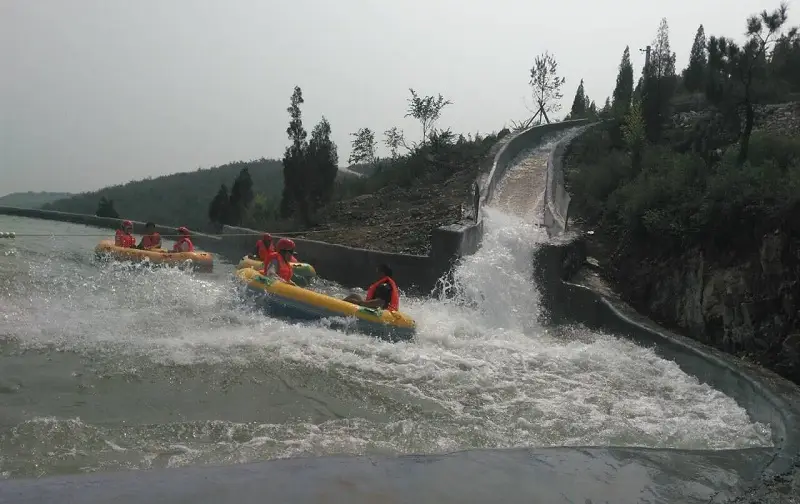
xmin=542 ymin=123 xmax=596 ymax=234
xmin=534 ymin=129 xmax=800 ymax=488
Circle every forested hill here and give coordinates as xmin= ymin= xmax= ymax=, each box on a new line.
xmin=43 ymin=158 xmax=283 ymax=230
xmin=0 ymin=191 xmax=74 ymax=209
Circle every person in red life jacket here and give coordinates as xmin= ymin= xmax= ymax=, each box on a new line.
xmin=115 ymin=220 xmax=136 ymax=248
xmin=137 ymin=222 xmax=162 ymax=249
xmin=263 ymin=238 xmax=296 ymax=285
xmin=343 ymin=264 xmax=400 ymax=311
xmin=249 ymin=233 xmax=275 ymax=262
xmin=171 ymin=226 xmax=194 ymax=253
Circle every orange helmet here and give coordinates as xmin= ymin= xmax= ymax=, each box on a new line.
xmin=262 ymin=233 xmax=272 ymax=242
xmin=177 ymin=226 xmax=190 ymax=235
xmin=122 ymin=220 xmax=133 ymax=229
xmin=276 ymin=238 xmax=295 ymax=251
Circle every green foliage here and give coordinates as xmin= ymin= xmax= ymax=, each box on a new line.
xmin=567 ymin=121 xmax=800 ymax=251
xmin=683 ymin=25 xmax=707 ymax=92
xmin=612 ymin=46 xmax=634 ymax=117
xmin=44 ymin=158 xmax=283 ymax=230
xmin=95 ymin=196 xmax=119 ymax=219
xmin=280 ymin=85 xmax=308 ymax=220
xmin=0 ymin=191 xmax=73 ymax=209
xmin=335 ymin=130 xmax=501 ymax=198
xmin=349 ymin=127 xmax=377 ymax=166
xmin=383 ymin=127 xmax=406 ymax=160
xmin=771 ymin=28 xmax=800 ymax=91
xmin=405 ymin=89 xmax=452 ymax=145
xmin=621 ymin=99 xmax=646 ymax=171
xmin=208 ymin=184 xmax=231 ymax=226
xmin=528 ymin=51 xmax=565 ymax=125
xmin=642 ymin=18 xmax=678 ymax=142
xmin=228 ymin=168 xmax=254 ymax=224
xmin=278 ymin=87 xmax=340 ymax=225
xmin=306 ymin=116 xmax=338 ymax=212
xmin=568 ymin=79 xmax=588 ymax=119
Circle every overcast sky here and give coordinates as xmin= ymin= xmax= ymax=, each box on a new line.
xmin=1 ymin=0 xmax=789 ymax=194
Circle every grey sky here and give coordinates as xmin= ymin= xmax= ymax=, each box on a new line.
xmin=1 ymin=0 xmax=786 ymax=193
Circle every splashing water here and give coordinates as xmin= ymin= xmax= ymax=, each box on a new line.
xmin=0 ymin=201 xmax=771 ymax=478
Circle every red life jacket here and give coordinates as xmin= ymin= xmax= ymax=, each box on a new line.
xmin=263 ymin=252 xmax=293 ymax=282
xmin=366 ymin=276 xmax=400 ymax=311
xmin=115 ymin=229 xmax=135 ymax=248
xmin=141 ymin=233 xmax=161 ymax=249
xmin=256 ymin=240 xmax=274 ymax=262
xmin=172 ymin=237 xmax=194 ymax=253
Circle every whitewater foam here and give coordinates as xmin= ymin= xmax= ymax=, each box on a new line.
xmin=0 ymin=186 xmax=773 ymax=477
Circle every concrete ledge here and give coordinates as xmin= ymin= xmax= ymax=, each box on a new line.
xmin=542 ymin=122 xmax=598 ymax=234
xmin=0 ymin=446 xmax=776 ymax=504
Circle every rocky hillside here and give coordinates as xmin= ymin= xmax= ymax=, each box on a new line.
xmin=275 ymin=132 xmax=506 ymax=255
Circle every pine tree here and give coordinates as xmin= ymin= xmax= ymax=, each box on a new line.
xmin=569 ymin=79 xmax=587 ymax=118
xmin=642 ymin=18 xmax=677 ymax=142
xmin=683 ymin=25 xmax=707 ymax=92
xmin=228 ymin=168 xmax=254 ymax=225
xmin=280 ymin=86 xmax=307 ymax=219
xmin=208 ymin=184 xmax=231 ymax=225
xmin=600 ymin=96 xmax=612 ymax=117
xmin=612 ymin=46 xmax=634 ymax=117
xmin=306 ymin=117 xmax=339 ymax=213
xmin=96 ymin=196 xmax=119 ymax=219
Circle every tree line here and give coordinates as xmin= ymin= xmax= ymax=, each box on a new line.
xmin=562 ymin=2 xmax=800 ymax=250
xmin=203 ymin=84 xmax=467 ymax=231
xmin=43 ymin=158 xmax=283 ymax=230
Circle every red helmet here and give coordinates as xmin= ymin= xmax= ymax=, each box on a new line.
xmin=122 ymin=220 xmax=133 ymax=229
xmin=177 ymin=226 xmax=190 ymax=235
xmin=262 ymin=233 xmax=272 ymax=242
xmin=276 ymin=238 xmax=295 ymax=251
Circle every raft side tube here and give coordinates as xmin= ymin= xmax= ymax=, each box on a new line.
xmin=94 ymin=239 xmax=214 ymax=273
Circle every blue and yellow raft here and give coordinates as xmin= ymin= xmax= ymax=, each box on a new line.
xmin=234 ymin=267 xmax=416 ymax=342
xmin=236 ymin=256 xmax=317 ymax=287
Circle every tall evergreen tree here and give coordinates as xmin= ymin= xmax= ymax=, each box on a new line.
xmin=96 ymin=196 xmax=119 ymax=219
xmin=600 ymin=96 xmax=612 ymax=118
xmin=642 ymin=18 xmax=677 ymax=142
xmin=612 ymin=46 xmax=634 ymax=117
xmin=306 ymin=117 xmax=339 ymax=213
xmin=208 ymin=184 xmax=231 ymax=225
xmin=280 ymin=86 xmax=308 ymax=219
xmin=569 ymin=79 xmax=587 ymax=118
xmin=683 ymin=25 xmax=708 ymax=92
xmin=228 ymin=167 xmax=254 ymax=225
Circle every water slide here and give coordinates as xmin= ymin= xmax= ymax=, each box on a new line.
xmin=0 ymin=130 xmax=797 ymax=504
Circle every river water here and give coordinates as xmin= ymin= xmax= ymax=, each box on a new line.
xmin=0 ymin=184 xmax=772 ymax=479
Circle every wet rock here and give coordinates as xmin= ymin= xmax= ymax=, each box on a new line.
xmin=601 ymin=226 xmax=800 ymax=385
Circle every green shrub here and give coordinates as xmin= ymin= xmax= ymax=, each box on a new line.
xmin=566 ymin=123 xmax=800 ymax=250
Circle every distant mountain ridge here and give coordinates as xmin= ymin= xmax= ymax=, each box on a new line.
xmin=43 ymin=158 xmax=285 ymax=230
xmin=0 ymin=191 xmax=74 ymax=209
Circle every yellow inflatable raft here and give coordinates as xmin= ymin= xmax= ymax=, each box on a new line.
xmin=236 ymin=256 xmax=317 ymax=287
xmin=94 ymin=240 xmax=214 ymax=272
xmin=235 ymin=267 xmax=415 ymax=342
